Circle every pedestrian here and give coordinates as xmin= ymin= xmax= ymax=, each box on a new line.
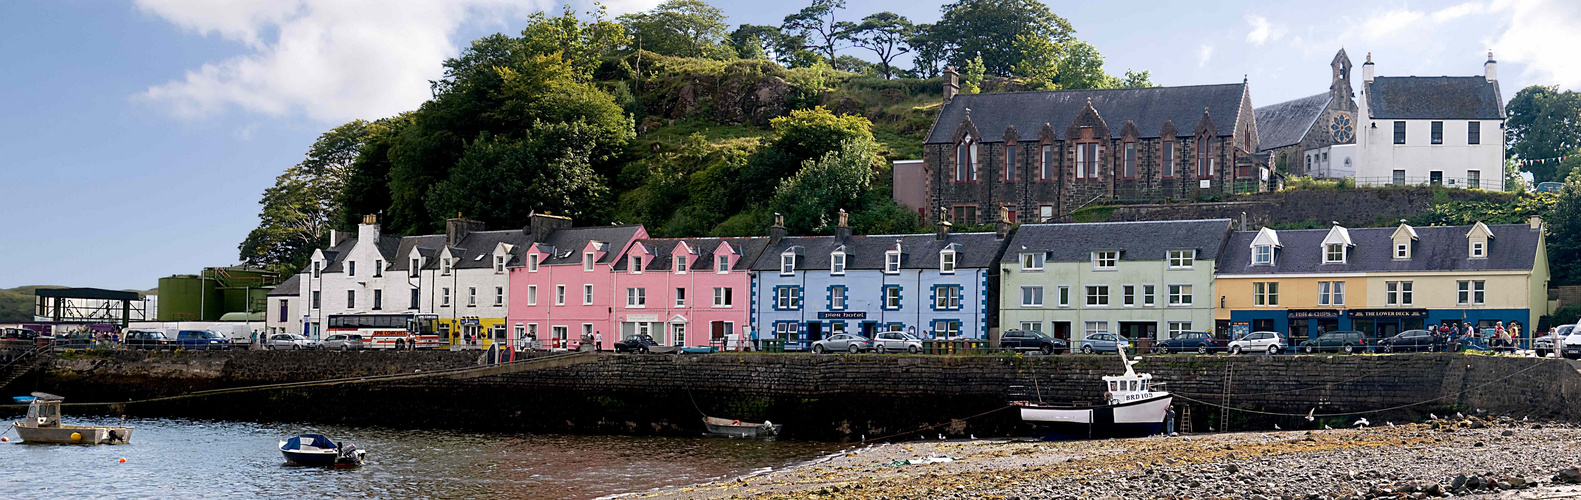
xmin=1164 ymin=406 xmax=1176 ymax=436
xmin=1510 ymin=322 xmax=1522 ymax=351
xmin=1494 ymin=321 xmax=1508 ymax=353
xmin=594 ymin=331 xmax=603 ymax=352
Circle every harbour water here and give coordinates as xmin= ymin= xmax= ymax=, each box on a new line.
xmin=0 ymin=415 xmax=846 ymax=499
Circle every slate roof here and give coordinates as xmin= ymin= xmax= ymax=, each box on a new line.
xmin=387 ymin=235 xmax=445 ymax=271
xmin=613 ymin=237 xmax=771 ymax=272
xmin=1254 ymin=93 xmax=1330 ymax=151
xmin=317 ymin=238 xmax=359 ymax=273
xmin=447 ymin=230 xmax=535 ymax=270
xmin=750 ymin=232 xmax=1007 ymax=271
xmin=1217 ymin=224 xmax=1539 ymax=274
xmin=925 ymin=83 xmax=1248 ymax=144
xmin=267 ymin=274 xmax=301 ymax=297
xmin=1000 ymin=219 xmax=1235 ymax=264
xmin=1365 ymin=77 xmax=1504 ymax=120
xmin=316 ymin=224 xmax=641 ymax=274
xmin=533 ymin=225 xmax=645 ymax=265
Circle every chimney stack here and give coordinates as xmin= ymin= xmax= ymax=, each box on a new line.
xmin=1485 ymin=50 xmax=1497 ymax=82
xmin=936 ymin=207 xmax=953 ymax=241
xmin=769 ymin=213 xmax=787 ymax=245
xmin=525 ymin=212 xmax=572 ymax=238
xmin=446 ymin=214 xmax=486 ymax=248
xmin=357 ymin=214 xmax=380 ymax=247
xmin=834 ymin=209 xmax=851 ymax=241
xmin=329 ymin=229 xmax=342 ymax=247
xmin=943 ymin=66 xmax=959 ymax=104
xmin=1362 ymin=52 xmax=1374 ymax=83
xmin=994 ymin=205 xmax=1012 ymax=239
xmin=1530 ymin=215 xmax=1542 ymax=230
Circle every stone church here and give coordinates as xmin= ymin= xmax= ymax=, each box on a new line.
xmin=919 ymin=69 xmax=1264 ymax=226
xmin=1254 ymin=49 xmax=1360 ymax=179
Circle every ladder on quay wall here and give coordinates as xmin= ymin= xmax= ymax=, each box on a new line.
xmin=1219 ymin=365 xmax=1233 ymax=432
xmin=1180 ymin=405 xmax=1193 ymax=434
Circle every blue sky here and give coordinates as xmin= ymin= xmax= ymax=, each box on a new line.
xmin=3 ymin=0 xmax=1579 ymax=291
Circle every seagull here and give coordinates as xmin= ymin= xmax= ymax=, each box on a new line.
xmin=969 ymin=434 xmax=977 ymax=440
xmin=1353 ymin=418 xmax=1370 ymax=427
xmin=1456 ymin=412 xmax=1465 ymax=419
xmin=1324 ymin=424 xmax=1333 ymax=430
xmin=938 ymin=433 xmax=946 ymax=440
xmin=1387 ymin=422 xmax=1395 ymax=427
xmin=1306 ymin=408 xmax=1316 ymax=422
xmin=1430 ymin=413 xmax=1439 ymax=420
xmin=1523 ymin=416 xmax=1529 ymax=422
xmin=1274 ymin=424 xmax=1282 ymax=430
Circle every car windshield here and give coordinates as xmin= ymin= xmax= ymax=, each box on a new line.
xmin=1029 ymin=331 xmax=1051 ymax=339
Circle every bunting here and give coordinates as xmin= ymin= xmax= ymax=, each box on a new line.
xmin=1517 ymin=154 xmax=1572 ymax=166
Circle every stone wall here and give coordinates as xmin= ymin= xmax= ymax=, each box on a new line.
xmin=21 ymin=351 xmax=1581 ymax=441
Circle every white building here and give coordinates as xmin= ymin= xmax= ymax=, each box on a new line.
xmin=1354 ymin=52 xmax=1506 ymax=189
xmin=264 ymin=274 xmax=301 ymax=335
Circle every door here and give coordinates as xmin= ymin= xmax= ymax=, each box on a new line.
xmin=861 ymin=322 xmax=877 ymax=337
xmin=711 ymin=321 xmax=725 ymax=342
xmin=1052 ymin=322 xmax=1071 ymax=341
xmin=806 ymin=322 xmax=823 ymax=343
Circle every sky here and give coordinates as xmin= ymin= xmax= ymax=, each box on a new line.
xmin=3 ymin=0 xmax=1580 ymax=291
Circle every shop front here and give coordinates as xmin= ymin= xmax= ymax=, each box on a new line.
xmin=1347 ymin=308 xmax=1428 ymax=339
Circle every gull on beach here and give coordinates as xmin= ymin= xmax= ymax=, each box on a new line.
xmin=938 ymin=433 xmax=946 ymax=440
xmin=1306 ymin=409 xmax=1316 ymax=422
xmin=1274 ymin=424 xmax=1282 ymax=430
xmin=1456 ymin=412 xmax=1465 ymax=419
xmin=1387 ymin=422 xmax=1395 ymax=427
xmin=1430 ymin=413 xmax=1439 ymax=420
xmin=1324 ymin=424 xmax=1333 ymax=430
xmin=1353 ymin=418 xmax=1370 ymax=427
xmin=970 ymin=434 xmax=976 ymax=440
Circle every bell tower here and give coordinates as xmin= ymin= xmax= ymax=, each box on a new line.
xmin=1330 ymin=49 xmax=1356 ymax=112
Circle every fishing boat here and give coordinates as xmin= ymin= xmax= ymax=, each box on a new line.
xmin=11 ymin=392 xmax=133 ymax=444
xmin=702 ymin=416 xmax=780 ymax=438
xmin=278 ymin=433 xmax=366 ymax=466
xmin=1011 ymin=347 xmax=1173 ymax=438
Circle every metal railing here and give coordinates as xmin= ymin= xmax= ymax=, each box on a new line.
xmin=1352 ymin=175 xmax=1500 ymax=191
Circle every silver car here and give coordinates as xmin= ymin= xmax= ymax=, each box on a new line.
xmin=1077 ymin=333 xmax=1131 ymax=354
xmin=870 ymin=331 xmax=923 ymax=354
xmin=321 ymin=333 xmax=364 ymax=350
xmin=265 ymin=333 xmax=319 ymax=350
xmin=811 ymin=333 xmax=872 ymax=354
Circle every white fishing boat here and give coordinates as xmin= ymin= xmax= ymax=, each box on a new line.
xmin=11 ymin=393 xmax=133 ymax=445
xmin=702 ymin=416 xmax=780 ymax=438
xmin=1012 ymin=347 xmax=1172 ymax=438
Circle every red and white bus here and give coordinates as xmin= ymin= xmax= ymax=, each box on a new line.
xmin=326 ymin=314 xmax=443 ymax=349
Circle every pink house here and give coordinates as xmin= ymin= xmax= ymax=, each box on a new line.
xmin=507 ymin=224 xmax=646 ymax=350
xmin=610 ymin=237 xmax=769 ymax=347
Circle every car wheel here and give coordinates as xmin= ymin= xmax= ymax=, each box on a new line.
xmin=848 ymin=344 xmax=861 ymax=354
xmin=1231 ymin=345 xmax=1242 ymax=355
xmin=1081 ymin=345 xmax=1094 ymax=355
xmin=1268 ymin=345 xmax=1280 ymax=355
xmin=639 ymin=346 xmax=649 ymax=354
xmin=1343 ymin=344 xmax=1355 ymax=354
xmin=1197 ymin=344 xmax=1209 ymax=355
xmin=908 ymin=345 xmax=920 ymax=354
xmin=1040 ymin=344 xmax=1053 ymax=356
xmin=1000 ymin=343 xmax=1014 ymax=351
xmin=341 ymin=345 xmax=349 ymax=351
xmin=291 ymin=344 xmax=300 ymax=350
xmin=813 ymin=344 xmax=825 ymax=354
xmin=1384 ymin=344 xmax=1394 ymax=353
xmin=1303 ymin=345 xmax=1315 ymax=354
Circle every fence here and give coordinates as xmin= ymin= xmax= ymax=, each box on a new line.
xmin=1352 ymin=175 xmax=1501 ymax=191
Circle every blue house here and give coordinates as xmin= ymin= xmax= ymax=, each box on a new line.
xmin=750 ymin=213 xmax=1009 ymax=350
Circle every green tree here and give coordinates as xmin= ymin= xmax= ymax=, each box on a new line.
xmin=1010 ymin=33 xmax=1060 ymax=90
xmin=240 ymin=121 xmax=372 ymax=272
xmin=729 ymin=24 xmax=780 ymax=60
xmin=770 ymin=139 xmax=876 ymax=233
xmin=960 ymin=55 xmax=985 ymax=94
xmin=907 ymin=23 xmax=944 ymax=78
xmin=339 ymin=114 xmax=412 ymax=230
xmin=1548 ymin=188 xmax=1581 ymax=285
xmin=1120 ymin=69 xmax=1155 ymax=88
xmin=740 ymin=107 xmax=875 ymax=202
xmin=1055 ymin=40 xmax=1113 ymax=90
xmin=426 ymin=128 xmax=612 ymax=228
xmin=847 ymin=12 xmax=914 ymax=79
xmin=781 ymin=0 xmax=851 ymax=62
xmin=930 ymin=0 xmax=1075 ymax=76
xmin=1506 ymin=85 xmax=1581 ymax=183
xmin=517 ymin=6 xmax=629 ymax=80
xmin=618 ymin=0 xmax=731 ymax=59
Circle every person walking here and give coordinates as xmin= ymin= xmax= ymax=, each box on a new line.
xmin=594 ymin=331 xmax=603 ymax=352
xmin=1510 ymin=322 xmax=1522 ymax=352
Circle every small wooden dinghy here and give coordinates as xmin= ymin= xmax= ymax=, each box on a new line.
xmin=12 ymin=392 xmax=133 ymax=445
xmin=703 ymin=416 xmax=780 ymax=438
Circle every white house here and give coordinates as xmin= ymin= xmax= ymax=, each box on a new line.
xmin=265 ymin=274 xmax=301 ymax=335
xmin=1353 ymin=52 xmax=1506 ymax=189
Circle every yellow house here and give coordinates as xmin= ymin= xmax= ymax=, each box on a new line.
xmin=1215 ymin=219 xmax=1548 ymax=342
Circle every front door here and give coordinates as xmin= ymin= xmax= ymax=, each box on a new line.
xmin=711 ymin=321 xmax=725 ymax=341
xmin=806 ymin=322 xmax=823 ymax=343
xmin=861 ymin=322 xmax=877 ymax=337
xmin=1051 ymin=321 xmax=1071 ymax=341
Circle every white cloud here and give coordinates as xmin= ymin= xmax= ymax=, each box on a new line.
xmin=136 ymin=0 xmax=550 ymax=123
xmin=1244 ymin=14 xmax=1287 ymax=46
xmin=1198 ymin=44 xmax=1214 ymax=67
xmin=1488 ymin=0 xmax=1581 ymax=89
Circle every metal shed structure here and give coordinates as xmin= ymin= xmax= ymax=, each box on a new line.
xmin=33 ymin=288 xmax=146 ymax=328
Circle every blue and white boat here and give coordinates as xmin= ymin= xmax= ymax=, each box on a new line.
xmin=279 ymin=433 xmax=366 ymax=466
xmin=1012 ymin=348 xmax=1173 ymax=438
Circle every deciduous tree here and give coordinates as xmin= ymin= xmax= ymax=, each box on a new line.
xmin=781 ymin=0 xmax=851 ymax=62
xmin=930 ymin=0 xmax=1074 ymax=76
xmin=1507 ymin=85 xmax=1581 ymax=183
xmin=847 ymin=12 xmax=914 ymax=79
xmin=618 ymin=0 xmax=731 ymax=59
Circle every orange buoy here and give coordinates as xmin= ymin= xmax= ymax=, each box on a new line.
xmin=1 ymin=437 xmax=9 ymax=442
xmin=119 ymin=458 xmax=127 ymax=463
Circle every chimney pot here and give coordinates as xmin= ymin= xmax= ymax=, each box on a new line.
xmin=943 ymin=66 xmax=959 ymax=104
xmin=834 ymin=209 xmax=851 ymax=241
xmin=769 ymin=212 xmax=787 ymax=245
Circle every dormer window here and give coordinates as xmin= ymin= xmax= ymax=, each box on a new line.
xmin=630 ymin=255 xmax=643 ymax=273
xmin=1168 ymin=250 xmax=1194 ymax=269
xmin=885 ymin=251 xmax=901 ymax=274
xmin=716 ymin=255 xmax=729 ymax=273
xmin=528 ymin=256 xmax=539 ymax=272
xmin=1324 ymin=243 xmax=1345 ymax=263
xmin=831 ymin=252 xmax=846 ymax=275
xmin=494 ymin=255 xmax=506 ymax=273
xmin=1395 ymin=243 xmax=1409 ymax=259
xmin=780 ymin=254 xmax=795 ymax=275
xmin=313 ymin=261 xmax=322 ymax=278
xmin=674 ymin=256 xmax=688 ymax=273
xmin=1092 ymin=251 xmax=1118 ymax=270
xmin=1021 ymin=252 xmax=1045 ymax=271
xmin=1253 ymin=245 xmax=1273 ymax=265
xmin=1471 ymin=241 xmax=1486 ymax=258
xmin=940 ymin=250 xmax=956 ymax=274
xmin=410 ymin=258 xmax=420 ymax=277
xmin=583 ymin=252 xmax=595 ymax=271
xmin=442 ymin=258 xmax=451 ymax=275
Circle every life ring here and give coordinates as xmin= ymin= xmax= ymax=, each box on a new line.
xmin=731 ymin=419 xmax=741 ymax=426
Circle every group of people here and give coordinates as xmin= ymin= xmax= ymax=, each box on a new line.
xmin=1435 ymin=320 xmax=1522 ymax=352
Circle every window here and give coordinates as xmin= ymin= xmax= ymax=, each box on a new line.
xmin=1168 ymin=250 xmax=1194 ymax=269
xmin=713 ymin=287 xmax=733 ymax=307
xmin=774 ymin=322 xmax=798 ymax=340
xmin=374 ymin=260 xmax=383 ymax=277
xmin=1005 ymin=145 xmax=1017 ymax=181
xmin=1021 ymin=286 xmax=1044 ymax=307
xmin=969 ymin=141 xmax=978 ymax=181
xmin=527 ymin=285 xmax=538 ymax=306
xmin=1430 ymin=121 xmax=1443 ymax=144
xmin=1386 ymin=281 xmax=1414 ymax=306
xmin=830 ymin=286 xmax=847 ymax=310
xmin=940 ymin=251 xmax=956 ymax=273
xmin=1324 ymin=243 xmax=1345 ymax=263
xmin=1123 ymin=141 xmax=1136 ymax=178
xmin=1057 ymin=286 xmax=1071 ymax=307
xmin=780 ymin=254 xmax=795 ymax=275
xmin=1020 ymin=321 xmax=1043 ymax=332
xmin=1075 ymin=141 xmax=1086 ymax=178
xmin=1393 ymin=121 xmax=1406 ymax=144
xmin=348 ymin=261 xmax=356 ymax=277
xmin=629 ymin=255 xmax=643 ymax=273
xmin=1122 ymin=285 xmax=1136 ymax=306
xmin=831 ymin=253 xmax=846 ymax=275
xmin=1040 ymin=144 xmax=1053 ymax=180
xmin=552 ymin=326 xmax=568 ymax=342
xmin=952 ymin=205 xmax=979 ymax=226
xmin=1197 ymin=136 xmax=1209 ymax=177
xmin=1468 ymin=121 xmax=1481 ymax=144
xmin=956 ymin=140 xmax=969 ymax=181
xmin=347 ymin=290 xmax=356 ymax=308
xmin=1471 ymin=241 xmax=1486 ymax=258
xmin=1168 ymin=284 xmax=1193 ymax=306
xmin=1039 ymin=205 xmax=1054 ymax=222
xmin=1143 ymin=284 xmax=1156 ymax=306
xmin=674 ymin=256 xmax=687 ymax=273
xmin=1162 ymin=141 xmax=1175 ymax=177
xmin=583 ymin=284 xmax=594 ymax=305
xmin=493 ymin=256 xmax=505 ymax=273
xmin=312 ymin=290 xmax=321 ymax=309
xmin=1084 ymin=321 xmax=1109 ymax=337
xmin=468 ymin=287 xmax=477 ymax=307
xmin=1092 ymin=251 xmax=1118 ymax=270
xmin=935 ymin=320 xmax=961 ymax=338
xmin=1076 ymin=142 xmax=1098 ymax=179
xmin=372 ymin=289 xmax=382 ymax=310
xmin=1253 ymin=245 xmax=1273 ymax=265
xmin=410 ymin=288 xmax=420 ymax=309
xmin=442 ymin=287 xmax=452 ymax=306
xmin=776 ymin=286 xmax=802 ymax=310
xmin=626 ymin=288 xmax=646 ymax=307
xmin=717 ymin=255 xmax=729 ymax=273
xmin=554 ymin=285 xmax=565 ymax=306
xmin=583 ymin=252 xmax=595 ymax=271
xmin=935 ymin=285 xmax=961 ymax=310
xmin=1168 ymin=322 xmax=1192 ymax=337
xmin=1393 ymin=169 xmax=1406 ymax=186
xmin=1086 ymin=285 xmax=1110 ymax=306
xmin=675 ymin=288 xmax=686 ymax=307
xmin=1252 ymin=282 xmax=1279 ymax=306
xmin=410 ymin=258 xmax=422 ymax=277
xmin=1457 ymin=280 xmax=1486 ymax=305
xmin=885 ymin=252 xmax=901 ymax=274
xmin=1317 ymin=281 xmax=1345 ymax=306
xmin=1021 ymin=252 xmax=1045 ymax=270
xmin=1395 ymin=242 xmax=1410 ymax=259
xmin=528 ymin=256 xmax=538 ymax=272
xmin=1467 ymin=170 xmax=1480 ymax=189
xmin=442 ymin=258 xmax=451 ymax=275
xmin=884 ymin=286 xmax=902 ymax=309
xmin=313 ymin=262 xmax=321 ymax=278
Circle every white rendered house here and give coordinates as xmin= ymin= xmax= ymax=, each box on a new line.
xmin=1353 ymin=52 xmax=1505 ymax=189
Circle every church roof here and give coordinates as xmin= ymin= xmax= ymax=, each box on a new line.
xmin=1254 ymin=93 xmax=1331 ymax=151
xmin=925 ymin=83 xmax=1248 ymax=144
xmin=1365 ymin=77 xmax=1504 ymax=120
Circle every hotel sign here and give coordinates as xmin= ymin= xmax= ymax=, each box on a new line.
xmin=819 ymin=311 xmax=867 ymax=319
xmin=626 ymin=314 xmax=659 ymax=322
xmin=1348 ymin=309 xmax=1429 ymax=319
xmin=1287 ymin=309 xmax=1341 ymax=319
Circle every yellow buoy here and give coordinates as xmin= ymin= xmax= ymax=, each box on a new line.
xmin=70 ymin=432 xmax=82 ymax=442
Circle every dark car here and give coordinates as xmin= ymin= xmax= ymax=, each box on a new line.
xmin=614 ymin=334 xmax=660 ymax=353
xmin=52 ymin=332 xmax=95 ymax=350
xmin=1377 ymin=329 xmax=1442 ymax=353
xmin=123 ymin=330 xmax=172 ymax=350
xmin=1299 ymin=330 xmax=1370 ymax=354
xmin=174 ymin=330 xmax=231 ymax=350
xmin=1 ymin=327 xmax=40 ymax=340
xmin=998 ymin=329 xmax=1068 ymax=355
xmin=1537 ymin=181 xmax=1564 ymax=193
xmin=1153 ymin=331 xmax=1221 ymax=354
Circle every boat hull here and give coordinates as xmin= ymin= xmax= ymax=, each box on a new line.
xmin=702 ymin=417 xmax=779 ymax=438
xmin=1019 ymin=394 xmax=1172 ymax=439
xmin=281 ymin=449 xmax=343 ymax=466
xmin=14 ymin=424 xmax=134 ymax=445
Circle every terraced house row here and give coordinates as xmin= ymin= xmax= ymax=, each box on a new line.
xmin=272 ymin=213 xmax=1548 ymax=350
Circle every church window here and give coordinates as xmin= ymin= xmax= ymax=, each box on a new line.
xmin=1161 ymin=141 xmax=1175 ymax=177
xmin=1122 ymin=142 xmax=1136 ymax=178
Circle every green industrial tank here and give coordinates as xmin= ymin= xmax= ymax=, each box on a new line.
xmin=156 ymin=267 xmax=282 ymax=321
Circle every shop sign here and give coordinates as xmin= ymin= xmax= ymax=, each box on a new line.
xmin=1348 ymin=309 xmax=1429 ymax=319
xmin=626 ymin=314 xmax=659 ymax=322
xmin=819 ymin=311 xmax=867 ymax=319
xmin=1287 ymin=309 xmax=1341 ymax=319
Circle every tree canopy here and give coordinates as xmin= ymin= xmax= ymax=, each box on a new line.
xmin=1507 ymin=85 xmax=1581 ymax=183
xmin=619 ymin=0 xmax=732 ymax=59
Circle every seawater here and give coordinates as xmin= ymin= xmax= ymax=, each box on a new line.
xmin=0 ymin=415 xmax=844 ymax=499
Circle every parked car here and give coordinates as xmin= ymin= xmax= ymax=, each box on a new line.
xmin=1227 ymin=331 xmax=1287 ymax=355
xmin=1532 ymin=325 xmax=1571 ymax=358
xmin=1562 ymin=327 xmax=1581 ymax=360
xmin=1299 ymin=330 xmax=1370 ymax=354
xmin=811 ymin=333 xmax=872 ymax=354
xmin=1537 ymin=181 xmax=1564 ymax=193
xmin=265 ymin=333 xmax=319 ymax=350
xmin=174 ymin=330 xmax=232 ymax=350
xmin=1 ymin=327 xmax=40 ymax=340
xmin=870 ymin=331 xmax=922 ymax=354
xmin=1077 ymin=333 xmax=1130 ymax=354
xmin=998 ymin=329 xmax=1068 ymax=355
xmin=1152 ymin=331 xmax=1221 ymax=354
xmin=52 ymin=332 xmax=95 ymax=350
xmin=123 ymin=329 xmax=172 ymax=350
xmin=614 ymin=334 xmax=660 ymax=353
xmin=1377 ymin=329 xmax=1443 ymax=353
xmin=321 ymin=333 xmax=364 ymax=350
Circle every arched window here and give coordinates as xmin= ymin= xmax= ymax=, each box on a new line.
xmin=1196 ymin=136 xmax=1210 ymax=177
